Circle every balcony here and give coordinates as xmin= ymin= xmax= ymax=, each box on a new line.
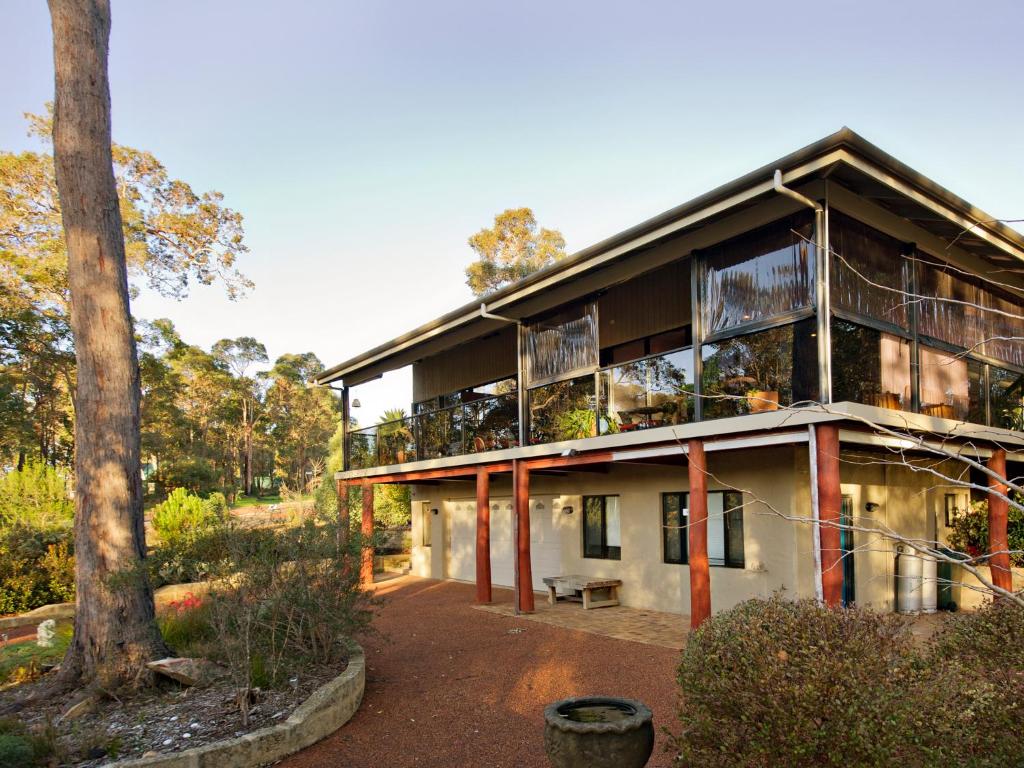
xmin=348 ymin=392 xmax=519 ymax=470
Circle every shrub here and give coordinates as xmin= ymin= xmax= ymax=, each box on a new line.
xmin=672 ymin=597 xmax=921 ymax=767
xmin=151 ymin=488 xmax=225 ymax=545
xmin=0 ymin=718 xmax=53 ymax=768
xmin=0 ymin=462 xmax=73 ymax=530
xmin=0 ymin=527 xmax=75 ymax=614
xmin=147 ymin=525 xmax=276 ymax=586
xmin=672 ymin=597 xmax=1024 ymax=767
xmin=201 ymin=520 xmax=377 ymax=723
xmin=947 ymin=497 xmax=1024 ymax=566
xmin=158 ymin=592 xmax=214 ymax=654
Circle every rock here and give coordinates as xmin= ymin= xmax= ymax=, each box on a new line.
xmin=142 ymin=752 xmax=159 ymax=758
xmin=146 ymin=657 xmax=228 ymax=688
xmin=61 ymin=694 xmax=98 ymax=721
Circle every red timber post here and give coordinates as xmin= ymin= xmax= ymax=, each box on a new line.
xmin=360 ymin=479 xmax=374 ymax=586
xmin=815 ymin=423 xmax=843 ymax=607
xmin=987 ymin=447 xmax=1012 ymax=592
xmin=475 ymin=467 xmax=492 ymax=604
xmin=514 ymin=459 xmax=534 ymax=613
xmin=687 ymin=439 xmax=711 ymax=629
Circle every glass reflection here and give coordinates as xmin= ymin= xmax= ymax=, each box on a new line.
xmin=831 ymin=319 xmax=910 ymax=411
xmin=599 ymin=349 xmax=694 ymax=434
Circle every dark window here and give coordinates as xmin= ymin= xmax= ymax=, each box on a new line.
xmin=700 ymin=213 xmax=816 ymax=335
xmin=831 ymin=318 xmax=911 ymax=411
xmin=661 ymin=491 xmax=744 ymax=567
xmin=918 ymin=345 xmax=986 ymax=422
xmin=583 ymin=496 xmax=621 ymax=560
xmin=701 ymin=318 xmax=818 ymax=420
xmin=944 ymin=493 xmax=961 ymax=529
xmin=600 ymin=326 xmax=692 ymax=367
xmin=990 ymin=366 xmax=1024 ymax=431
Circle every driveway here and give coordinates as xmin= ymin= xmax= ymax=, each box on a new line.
xmin=280 ymin=576 xmax=681 ymax=768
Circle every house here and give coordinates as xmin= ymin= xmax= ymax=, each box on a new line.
xmin=316 ymin=128 xmax=1024 ymax=621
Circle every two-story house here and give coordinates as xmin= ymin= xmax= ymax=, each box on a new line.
xmin=317 ymin=128 xmax=1024 ymax=622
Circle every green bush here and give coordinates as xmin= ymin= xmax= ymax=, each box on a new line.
xmin=151 ymin=488 xmax=225 ymax=545
xmin=158 ymin=592 xmax=214 ymax=655
xmin=148 ymin=525 xmax=276 ymax=586
xmin=0 ymin=718 xmax=53 ymax=768
xmin=672 ymin=597 xmax=1024 ymax=767
xmin=0 ymin=527 xmax=75 ymax=614
xmin=0 ymin=461 xmax=73 ymax=530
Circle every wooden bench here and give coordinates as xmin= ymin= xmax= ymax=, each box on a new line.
xmin=542 ymin=575 xmax=622 ymax=610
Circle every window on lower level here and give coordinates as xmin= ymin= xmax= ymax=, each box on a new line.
xmin=583 ymin=495 xmax=621 ymax=560
xmin=662 ymin=490 xmax=744 ymax=567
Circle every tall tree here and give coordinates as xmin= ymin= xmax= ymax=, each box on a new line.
xmin=465 ymin=207 xmax=567 ymax=297
xmin=48 ymin=0 xmax=169 ymax=688
xmin=212 ymin=337 xmax=268 ymax=494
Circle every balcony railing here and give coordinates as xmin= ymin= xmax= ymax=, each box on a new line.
xmin=347 ymin=391 xmax=519 ymax=470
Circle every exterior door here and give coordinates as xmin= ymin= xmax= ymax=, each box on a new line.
xmin=840 ymin=495 xmax=855 ymax=606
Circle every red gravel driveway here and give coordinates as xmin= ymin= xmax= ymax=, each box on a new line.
xmin=280 ymin=576 xmax=681 ymax=768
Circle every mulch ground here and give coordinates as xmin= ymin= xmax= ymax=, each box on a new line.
xmin=280 ymin=576 xmax=681 ymax=768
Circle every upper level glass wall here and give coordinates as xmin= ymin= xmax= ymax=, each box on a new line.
xmin=599 ymin=347 xmax=694 ymax=433
xmin=700 ymin=213 xmax=815 ymax=338
xmin=831 ymin=319 xmax=911 ymax=410
xmin=702 ymin=318 xmax=818 ymax=419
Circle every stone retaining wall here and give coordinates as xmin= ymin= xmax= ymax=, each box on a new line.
xmin=107 ymin=642 xmax=365 ymax=768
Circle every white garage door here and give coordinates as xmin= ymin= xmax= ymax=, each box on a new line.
xmin=446 ymin=496 xmax=562 ymax=591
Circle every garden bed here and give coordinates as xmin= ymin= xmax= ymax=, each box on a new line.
xmin=2 ymin=657 xmax=348 ymax=766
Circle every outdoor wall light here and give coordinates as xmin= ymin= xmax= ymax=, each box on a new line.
xmin=865 ymin=501 xmax=880 ymax=512
xmin=431 ymin=508 xmax=439 ymax=516
xmin=351 ymin=398 xmax=361 ymax=408
xmin=562 ymin=506 xmax=574 ymax=516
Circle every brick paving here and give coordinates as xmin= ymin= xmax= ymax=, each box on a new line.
xmin=279 ymin=575 xmax=681 ymax=768
xmin=476 ymin=597 xmax=689 ymax=650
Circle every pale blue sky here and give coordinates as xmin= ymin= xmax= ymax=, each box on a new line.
xmin=4 ymin=1 xmax=1024 ymax=422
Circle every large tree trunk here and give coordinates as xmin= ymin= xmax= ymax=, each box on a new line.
xmin=49 ymin=0 xmax=169 ymax=690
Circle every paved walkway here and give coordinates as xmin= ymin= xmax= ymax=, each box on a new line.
xmin=476 ymin=598 xmax=688 ymax=649
xmin=280 ymin=575 xmax=681 ymax=768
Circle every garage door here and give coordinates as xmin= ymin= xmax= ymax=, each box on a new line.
xmin=446 ymin=496 xmax=562 ymax=591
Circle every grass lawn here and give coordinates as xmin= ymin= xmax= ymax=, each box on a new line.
xmin=0 ymin=624 xmax=72 ymax=687
xmin=230 ymin=494 xmax=311 ymax=509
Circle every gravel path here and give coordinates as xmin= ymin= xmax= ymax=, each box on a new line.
xmin=280 ymin=576 xmax=681 ymax=768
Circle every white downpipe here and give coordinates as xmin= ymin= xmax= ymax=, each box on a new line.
xmin=479 ymin=302 xmax=518 ymax=324
xmin=773 ymin=169 xmax=823 ymax=213
xmin=807 ymin=424 xmax=825 ymax=604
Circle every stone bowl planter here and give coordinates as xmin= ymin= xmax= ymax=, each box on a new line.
xmin=543 ymin=696 xmax=654 ymax=768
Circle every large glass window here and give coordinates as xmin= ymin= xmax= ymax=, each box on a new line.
xmin=464 ymin=392 xmax=519 ymax=452
xmin=831 ymin=318 xmax=911 ymax=411
xmin=982 ymin=290 xmax=1024 ymax=369
xmin=916 ymin=260 xmax=984 ymax=352
xmin=990 ymin=366 xmax=1024 ymax=431
xmin=661 ymin=491 xmax=744 ymax=567
xmin=528 ymin=374 xmax=596 ymax=444
xmin=525 ymin=302 xmax=599 ymax=384
xmin=700 ymin=214 xmax=815 ymax=336
xmin=583 ymin=495 xmax=621 ymax=560
xmin=830 ymin=211 xmax=910 ymax=329
xmin=599 ymin=348 xmax=694 ymax=434
xmin=701 ymin=318 xmax=818 ymax=419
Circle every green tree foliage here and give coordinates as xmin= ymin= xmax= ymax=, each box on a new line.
xmin=0 ymin=460 xmax=73 ymax=529
xmin=465 ymin=207 xmax=566 ymax=297
xmin=0 ymin=108 xmax=251 ymax=470
xmin=947 ymin=496 xmax=1024 ymax=566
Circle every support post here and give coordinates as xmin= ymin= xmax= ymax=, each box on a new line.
xmin=360 ymin=480 xmax=374 ymax=586
xmin=987 ymin=447 xmax=1012 ymax=592
xmin=687 ymin=439 xmax=711 ymax=629
xmin=514 ymin=460 xmax=534 ymax=613
xmin=815 ymin=423 xmax=842 ymax=607
xmin=336 ymin=479 xmax=350 ymax=549
xmin=475 ymin=467 xmax=492 ymax=604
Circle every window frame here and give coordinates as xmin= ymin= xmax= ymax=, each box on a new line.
xmin=661 ymin=490 xmax=745 ymax=568
xmin=582 ymin=495 xmax=621 ymax=561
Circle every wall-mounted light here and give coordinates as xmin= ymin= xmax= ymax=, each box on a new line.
xmin=431 ymin=508 xmax=439 ymax=516
xmin=535 ymin=502 xmax=545 ymax=511
xmin=351 ymin=398 xmax=361 ymax=408
xmin=562 ymin=506 xmax=574 ymax=516
xmin=865 ymin=501 xmax=880 ymax=512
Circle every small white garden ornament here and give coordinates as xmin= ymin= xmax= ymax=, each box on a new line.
xmin=37 ymin=618 xmax=57 ymax=648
